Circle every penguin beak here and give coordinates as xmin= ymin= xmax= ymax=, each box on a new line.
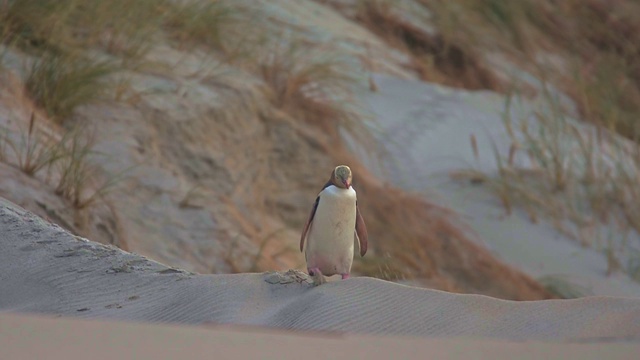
xmin=343 ymin=180 xmax=350 ymax=189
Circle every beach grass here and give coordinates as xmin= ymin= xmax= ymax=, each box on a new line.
xmin=24 ymin=52 xmax=115 ymax=122
xmin=0 ymin=112 xmax=65 ymax=176
xmin=459 ymin=81 xmax=640 ymax=279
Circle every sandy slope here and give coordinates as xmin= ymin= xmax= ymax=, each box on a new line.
xmin=1 ymin=197 xmax=640 ymax=342
xmin=362 ymin=74 xmax=640 ymax=298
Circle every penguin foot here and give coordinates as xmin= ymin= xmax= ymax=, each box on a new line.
xmin=341 ymin=273 xmax=350 ymax=280
xmin=308 ymin=267 xmax=326 ymax=286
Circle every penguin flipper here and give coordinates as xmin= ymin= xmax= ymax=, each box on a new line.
xmin=300 ymin=196 xmax=319 ymax=252
xmin=355 ymin=204 xmax=368 ymax=256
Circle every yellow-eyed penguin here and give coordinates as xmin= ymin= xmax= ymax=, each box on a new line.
xmin=300 ymin=165 xmax=368 ymax=285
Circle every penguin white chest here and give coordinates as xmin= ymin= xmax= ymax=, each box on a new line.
xmin=305 ymin=186 xmax=357 ymax=276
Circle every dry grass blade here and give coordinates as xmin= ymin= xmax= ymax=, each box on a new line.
xmin=469 ymin=133 xmax=479 ymax=161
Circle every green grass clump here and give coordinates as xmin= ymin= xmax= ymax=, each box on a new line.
xmin=1 ymin=0 xmax=252 ymax=122
xmin=25 ymin=52 xmax=115 ymax=122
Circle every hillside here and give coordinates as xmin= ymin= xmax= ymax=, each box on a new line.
xmin=1 ymin=0 xmax=640 ymax=300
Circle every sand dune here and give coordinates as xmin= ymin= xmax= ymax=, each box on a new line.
xmin=361 ymin=74 xmax=640 ymax=298
xmin=1 ymin=197 xmax=640 ymax=343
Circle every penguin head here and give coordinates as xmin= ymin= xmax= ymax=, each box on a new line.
xmin=332 ymin=165 xmax=352 ymax=189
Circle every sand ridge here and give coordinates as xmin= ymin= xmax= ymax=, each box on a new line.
xmin=1 ymin=198 xmax=639 ymax=341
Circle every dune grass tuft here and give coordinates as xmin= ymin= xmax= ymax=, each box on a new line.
xmin=25 ymin=52 xmax=115 ymax=122
xmin=53 ymin=128 xmax=126 ymax=209
xmin=1 ymin=0 xmax=163 ymax=58
xmin=70 ymin=0 xmax=163 ymax=61
xmin=2 ymin=0 xmax=255 ymax=123
xmin=422 ymin=0 xmax=640 ymax=143
xmin=0 ymin=109 xmax=124 ymax=209
xmin=256 ymin=36 xmax=375 ymax=149
xmin=0 ymin=0 xmax=75 ymax=51
xmin=163 ymin=1 xmax=237 ymax=53
xmin=459 ymin=82 xmax=640 ymax=279
xmin=1 ymin=112 xmax=65 ymax=176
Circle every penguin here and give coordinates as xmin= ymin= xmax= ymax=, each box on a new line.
xmin=300 ymin=165 xmax=368 ymax=285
